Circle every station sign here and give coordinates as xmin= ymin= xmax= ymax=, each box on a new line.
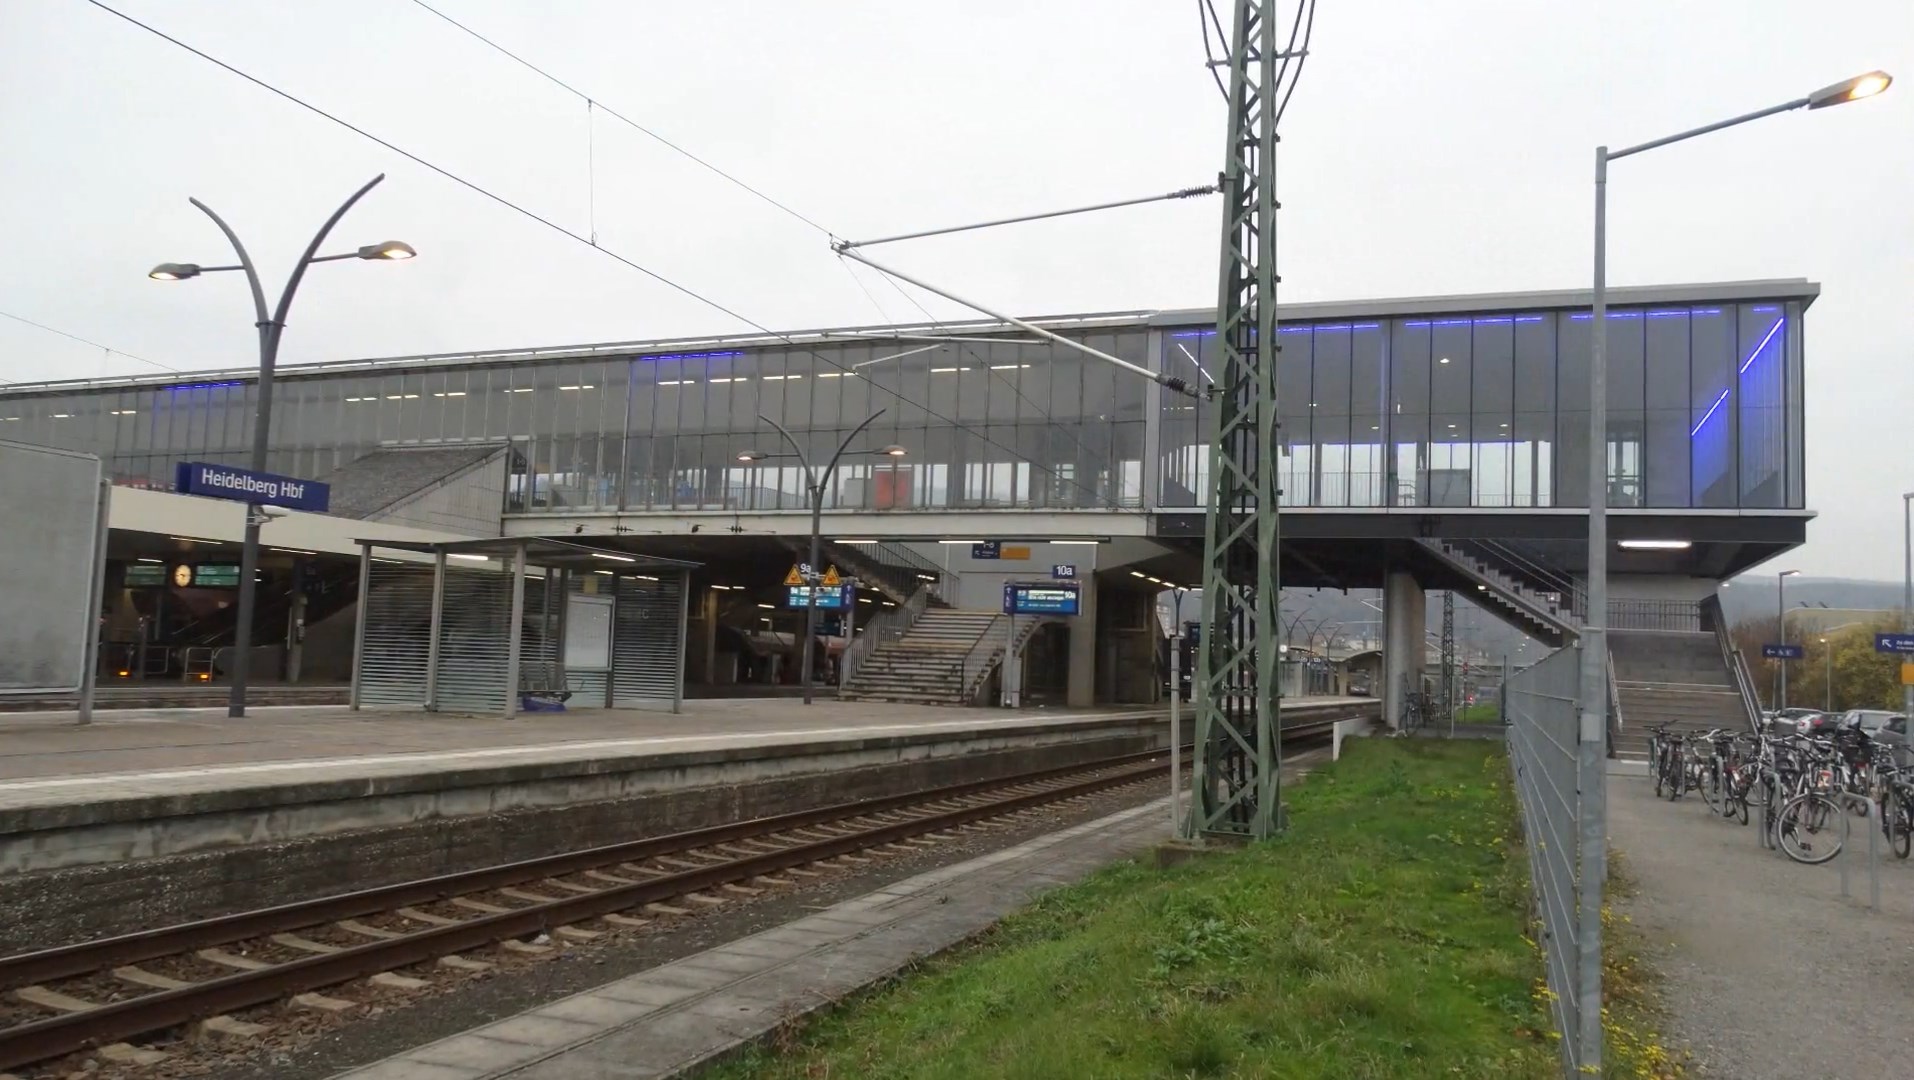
xmin=123 ymin=564 xmax=168 ymax=587
xmin=1760 ymin=643 xmax=1804 ymax=660
xmin=1002 ymin=582 xmax=1081 ymax=616
xmin=1875 ymin=633 xmax=1914 ymax=655
xmin=971 ymin=540 xmax=1001 ymax=560
xmin=1052 ymin=563 xmax=1078 ymax=579
xmin=787 ymin=584 xmax=852 ymax=610
xmin=175 ymin=461 xmax=330 ymax=513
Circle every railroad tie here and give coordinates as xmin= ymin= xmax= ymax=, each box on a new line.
xmin=290 ymin=992 xmax=357 ymax=1014
xmin=643 ymin=902 xmax=692 ymax=916
xmin=451 ymin=897 xmax=514 ymax=915
xmin=540 ymin=878 xmax=599 ymax=895
xmin=498 ymin=887 xmax=563 ymax=905
xmin=553 ymin=925 xmax=602 ymax=942
xmin=196 ymin=948 xmax=271 ymax=972
xmin=98 ymin=1043 xmax=170 ymax=1066
xmin=113 ymin=965 xmax=192 ymax=991
xmin=583 ymin=870 xmax=639 ymax=886
xmin=336 ymin=919 xmax=403 ymax=940
xmin=272 ymin=933 xmax=341 ymax=955
xmin=500 ymin=939 xmax=553 ymax=955
xmin=617 ymin=863 xmax=671 ymax=879
xmin=367 ymin=972 xmax=429 ymax=990
xmin=14 ymin=985 xmax=97 ymax=1014
xmin=720 ymin=882 xmax=761 ymax=896
xmin=397 ymin=906 xmax=462 ymax=927
xmin=684 ymin=892 xmax=728 ymax=907
xmin=438 ymin=955 xmax=493 ymax=972
xmin=199 ymin=1015 xmax=270 ymax=1041
xmin=601 ymin=913 xmax=650 ymax=929
xmin=655 ymin=856 xmax=718 ymax=872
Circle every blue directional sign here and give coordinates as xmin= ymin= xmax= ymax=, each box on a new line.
xmin=175 ymin=461 xmax=330 ymax=512
xmin=1002 ymin=582 xmax=1081 ymax=616
xmin=1875 ymin=633 xmax=1914 ymax=655
xmin=971 ymin=540 xmax=1002 ymax=560
xmin=1052 ymin=563 xmax=1077 ymax=579
xmin=1761 ymin=644 xmax=1805 ymax=660
xmin=786 ymin=584 xmax=851 ymax=610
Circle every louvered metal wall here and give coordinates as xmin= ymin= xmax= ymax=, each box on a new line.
xmin=357 ymin=560 xmax=433 ymax=706
xmin=611 ymin=571 xmax=687 ymax=711
xmin=433 ymin=564 xmax=515 ymax=714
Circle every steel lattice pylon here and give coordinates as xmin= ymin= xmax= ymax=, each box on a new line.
xmin=1188 ymin=0 xmax=1283 ymax=840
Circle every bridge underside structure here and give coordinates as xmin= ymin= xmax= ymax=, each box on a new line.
xmin=0 ymin=279 xmax=1818 ymax=719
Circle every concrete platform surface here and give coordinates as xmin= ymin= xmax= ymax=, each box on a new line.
xmin=0 ymin=696 xmax=1368 ymax=812
xmin=0 ymin=700 xmax=1175 ymax=808
xmin=328 ymin=795 xmax=1177 ymax=1080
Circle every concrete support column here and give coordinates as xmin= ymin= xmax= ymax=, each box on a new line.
xmin=699 ymin=587 xmax=719 ymax=685
xmin=1066 ymin=578 xmax=1100 ymax=708
xmin=1382 ymin=568 xmax=1426 ymax=729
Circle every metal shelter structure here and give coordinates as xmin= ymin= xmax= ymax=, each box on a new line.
xmin=349 ymin=537 xmax=697 ymax=718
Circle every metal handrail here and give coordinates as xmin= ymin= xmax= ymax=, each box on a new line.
xmin=1605 ymin=646 xmax=1623 ymax=756
xmin=839 ymin=586 xmax=932 ymax=689
xmin=1702 ymin=593 xmax=1763 ymax=732
xmin=1473 ymin=538 xmax=1586 ymax=611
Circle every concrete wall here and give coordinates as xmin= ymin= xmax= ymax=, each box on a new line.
xmin=0 ymin=718 xmax=1167 ymax=950
xmin=1608 ymin=574 xmax=1718 ymax=603
xmin=367 ymin=453 xmax=508 ymax=536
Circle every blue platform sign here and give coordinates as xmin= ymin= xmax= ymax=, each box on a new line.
xmin=971 ymin=540 xmax=1002 ymax=560
xmin=786 ymin=584 xmax=851 ymax=610
xmin=1052 ymin=563 xmax=1077 ymax=579
xmin=1002 ymin=582 xmax=1081 ymax=616
xmin=1761 ymin=643 xmax=1805 ymax=660
xmin=1875 ymin=633 xmax=1914 ymax=655
xmin=175 ymin=461 xmax=330 ymax=513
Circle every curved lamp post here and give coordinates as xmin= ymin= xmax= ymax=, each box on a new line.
xmin=738 ymin=409 xmax=906 ymax=704
xmin=1580 ymin=70 xmax=1889 ymax=1070
xmin=151 ymin=173 xmax=414 ymax=718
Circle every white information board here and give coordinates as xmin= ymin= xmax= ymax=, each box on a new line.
xmin=565 ymin=594 xmax=614 ymax=670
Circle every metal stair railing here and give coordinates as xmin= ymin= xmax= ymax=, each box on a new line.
xmin=1702 ymin=593 xmax=1763 ymax=733
xmin=839 ymin=585 xmax=933 ymax=691
xmin=1415 ymin=538 xmax=1579 ymax=638
xmin=1605 ymin=646 xmax=1622 ymax=757
xmin=1456 ymin=538 xmax=1586 ymax=618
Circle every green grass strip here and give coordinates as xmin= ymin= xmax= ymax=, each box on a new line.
xmin=708 ymin=739 xmax=1560 ymax=1079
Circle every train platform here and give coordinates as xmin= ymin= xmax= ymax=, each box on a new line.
xmin=0 ymin=696 xmax=1375 ymax=953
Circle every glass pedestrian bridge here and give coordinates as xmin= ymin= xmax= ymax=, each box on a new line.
xmin=0 ymin=278 xmax=1811 ymax=526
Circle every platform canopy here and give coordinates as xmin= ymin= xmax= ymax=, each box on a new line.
xmin=349 ymin=536 xmax=700 ymax=718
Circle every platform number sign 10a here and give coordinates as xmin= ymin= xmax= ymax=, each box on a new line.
xmin=1052 ymin=563 xmax=1077 ymax=580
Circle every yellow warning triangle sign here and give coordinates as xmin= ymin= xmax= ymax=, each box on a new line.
xmin=821 ymin=565 xmax=842 ymax=587
xmin=784 ymin=565 xmax=804 ymax=586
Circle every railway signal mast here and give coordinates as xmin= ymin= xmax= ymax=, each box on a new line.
xmin=1187 ymin=0 xmax=1307 ymax=841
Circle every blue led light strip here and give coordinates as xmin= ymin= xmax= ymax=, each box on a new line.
xmin=1690 ymin=316 xmax=1785 ymax=436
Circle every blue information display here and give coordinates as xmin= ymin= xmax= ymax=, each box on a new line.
xmin=1876 ymin=633 xmax=1914 ymax=655
xmin=1761 ymin=643 xmax=1805 ymax=660
xmin=1002 ymin=582 xmax=1081 ymax=616
xmin=175 ymin=461 xmax=330 ymax=512
xmin=786 ymin=585 xmax=851 ymax=610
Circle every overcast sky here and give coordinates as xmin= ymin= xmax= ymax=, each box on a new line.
xmin=2 ymin=1 xmax=1909 ymax=579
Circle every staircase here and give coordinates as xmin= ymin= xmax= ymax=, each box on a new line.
xmin=786 ymin=539 xmax=952 ymax=607
xmin=1413 ymin=539 xmax=1579 ymax=647
xmin=841 ymin=608 xmax=1002 ymax=706
xmin=1609 ymin=629 xmax=1751 ymax=760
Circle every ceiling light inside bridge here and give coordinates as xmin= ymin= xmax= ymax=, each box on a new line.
xmin=1618 ymin=539 xmax=1692 ymax=550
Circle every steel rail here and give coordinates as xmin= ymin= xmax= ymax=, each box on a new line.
xmin=0 ymin=754 xmax=1172 ymax=1070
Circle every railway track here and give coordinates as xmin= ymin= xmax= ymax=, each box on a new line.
xmin=0 ymin=744 xmax=1183 ymax=1073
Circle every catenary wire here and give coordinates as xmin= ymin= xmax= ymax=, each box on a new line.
xmin=80 ymin=0 xmax=1144 ymax=516
xmin=399 ymin=0 xmax=1156 ymax=516
xmin=0 ymin=308 xmax=178 ymax=375
xmin=406 ymin=0 xmax=833 ymax=237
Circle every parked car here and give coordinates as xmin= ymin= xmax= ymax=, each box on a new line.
xmin=1838 ymin=709 xmax=1908 ymax=737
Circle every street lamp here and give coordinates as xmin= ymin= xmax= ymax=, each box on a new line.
xmin=1902 ymin=491 xmax=1913 ymax=719
xmin=737 ymin=409 xmax=905 ymax=705
xmin=1580 ymin=76 xmax=1886 ymax=1062
xmin=1777 ymin=569 xmax=1799 ymax=709
xmin=151 ymin=174 xmax=413 ymax=718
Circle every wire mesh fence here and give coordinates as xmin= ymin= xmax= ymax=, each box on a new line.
xmin=1504 ymin=643 xmax=1601 ymax=1075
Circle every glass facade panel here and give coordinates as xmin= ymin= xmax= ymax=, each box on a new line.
xmin=0 ymin=299 xmax=1808 ymax=517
